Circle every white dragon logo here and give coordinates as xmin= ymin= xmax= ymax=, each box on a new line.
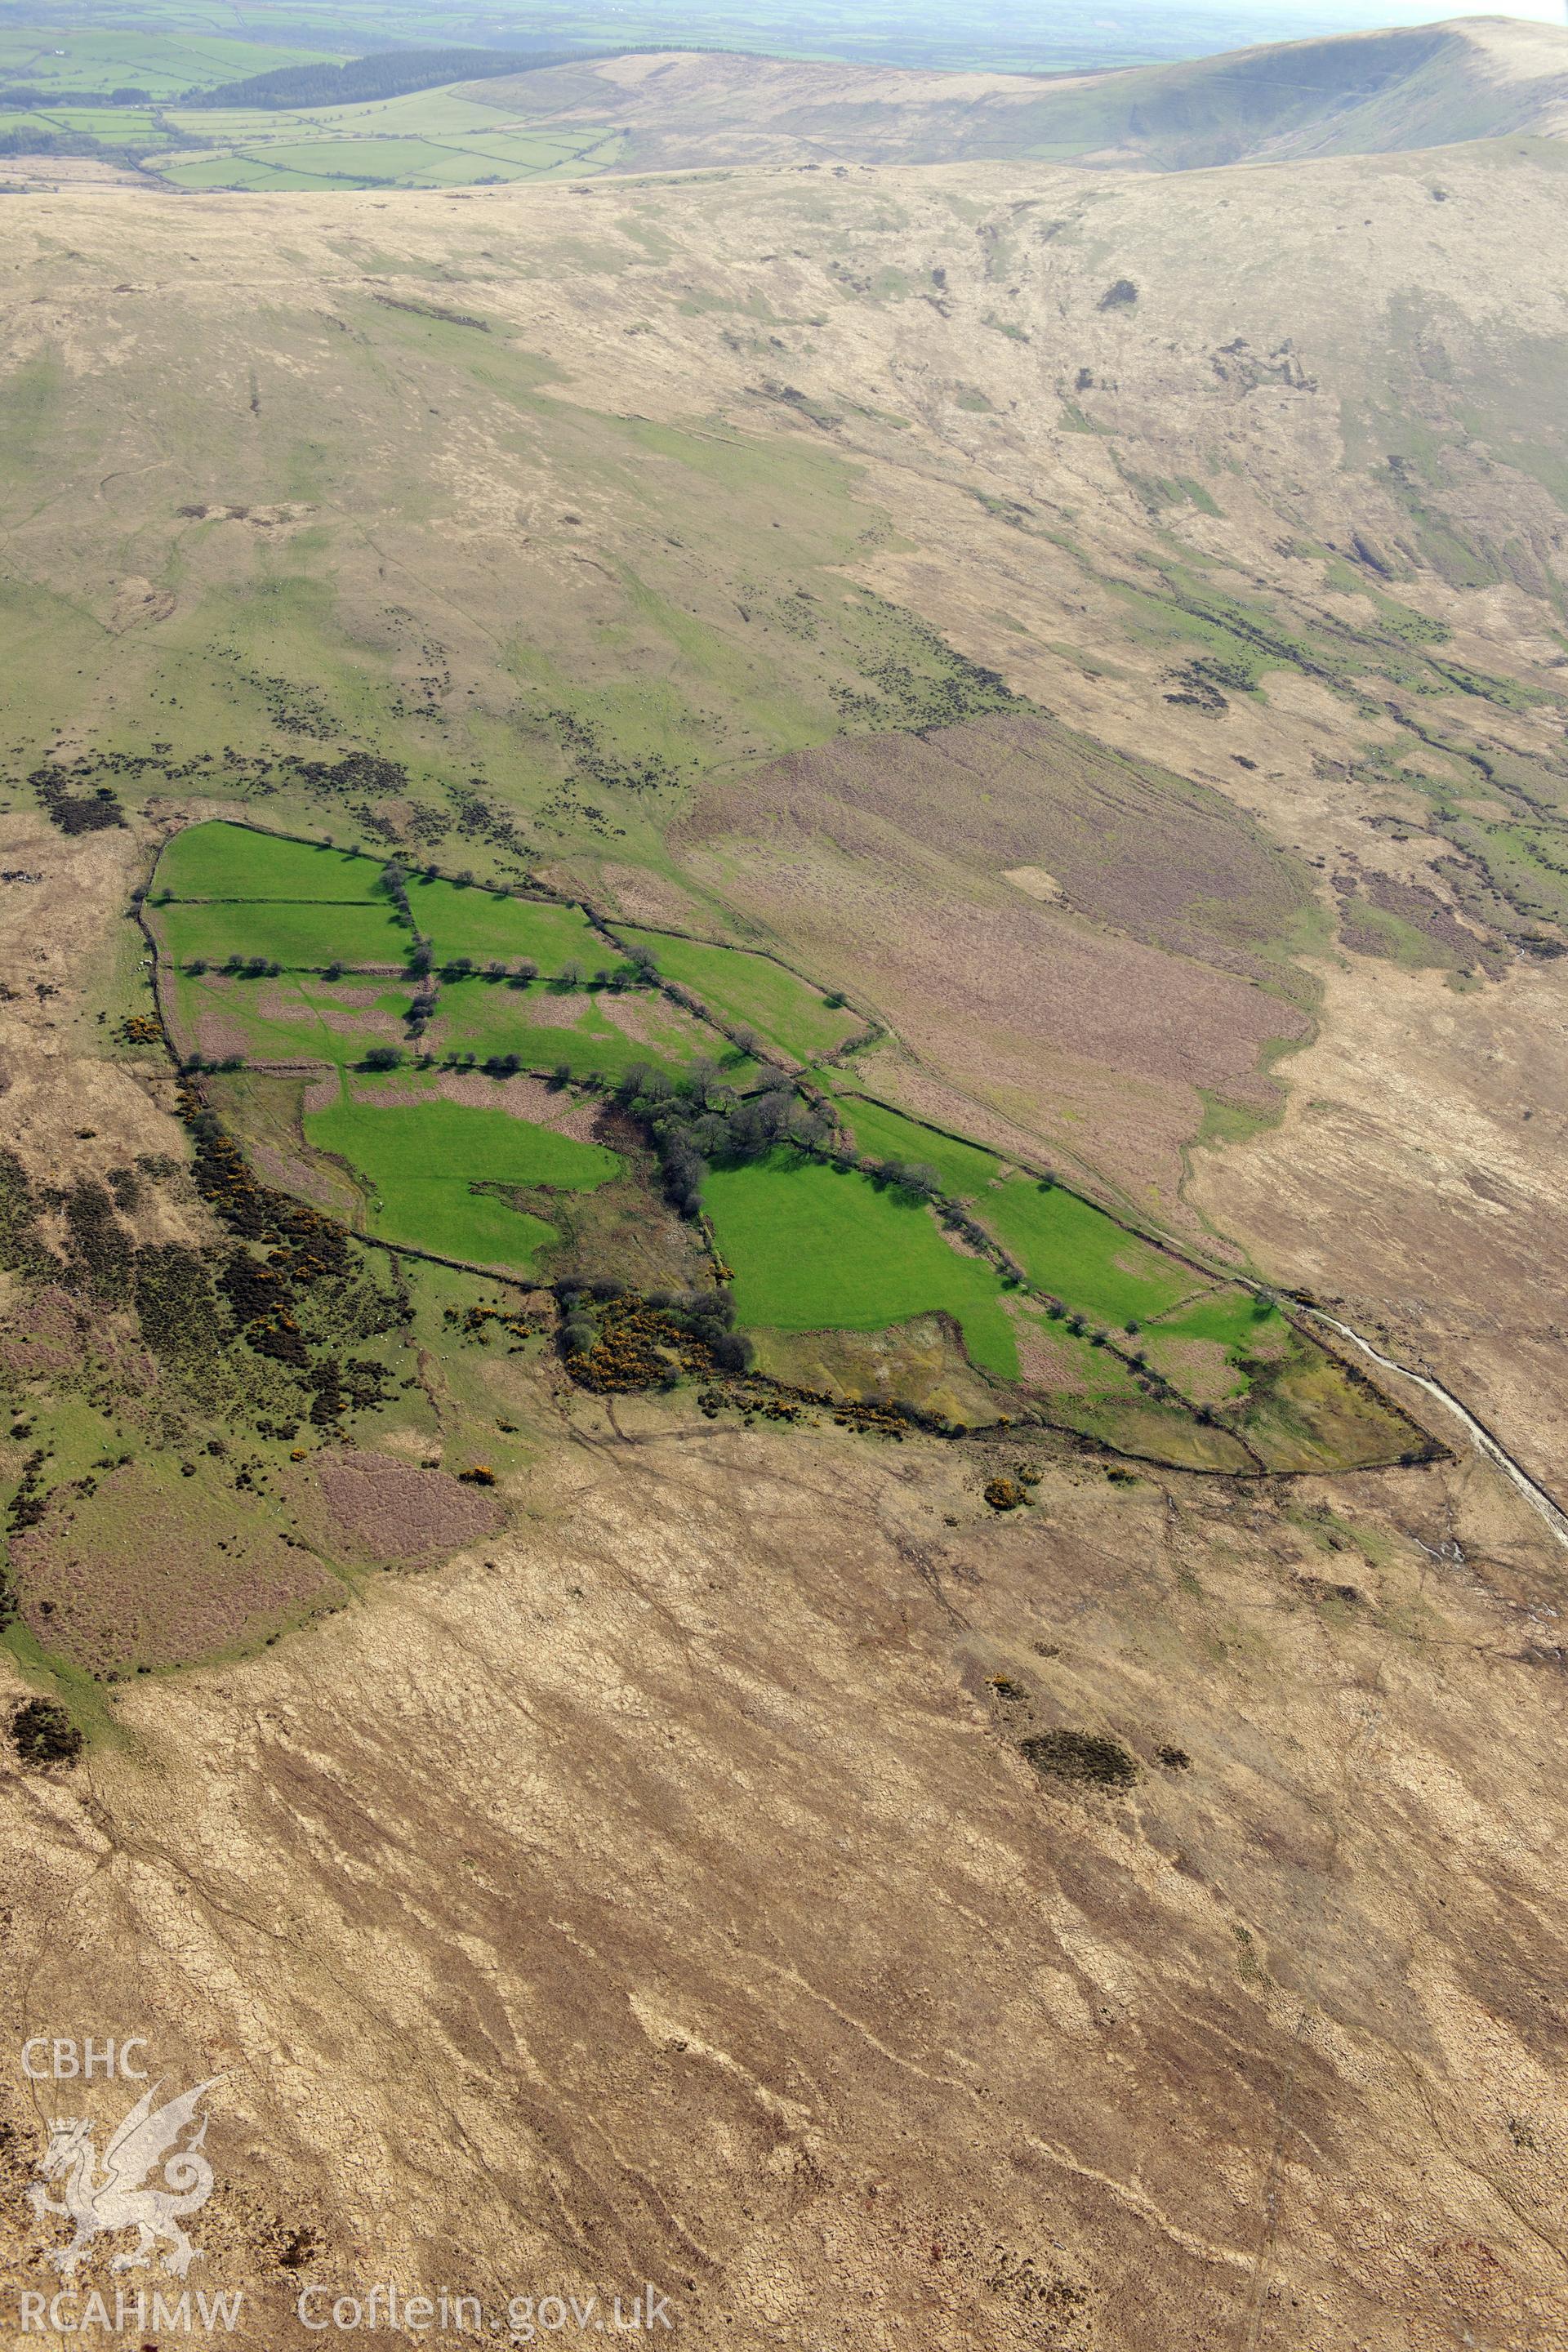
xmin=29 ymin=2078 xmax=219 ymax=2278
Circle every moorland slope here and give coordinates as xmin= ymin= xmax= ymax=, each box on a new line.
xmin=2 ymin=42 xmax=1568 ymax=2351
xmin=4 ymin=135 xmax=1566 ymax=1472
xmin=458 ymin=16 xmax=1568 ymax=170
xmin=6 ymin=18 xmax=1566 ymax=190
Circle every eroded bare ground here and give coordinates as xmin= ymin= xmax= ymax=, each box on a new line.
xmin=2 ymin=1413 xmax=1566 ymax=2349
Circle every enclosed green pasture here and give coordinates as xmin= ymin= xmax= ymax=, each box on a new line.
xmin=977 ymin=1178 xmax=1202 ymax=1328
xmin=158 ymin=84 xmax=624 ymax=191
xmin=612 ymin=926 xmax=862 ymax=1062
xmin=432 ymin=974 xmax=737 ymax=1085
xmin=154 ymin=898 xmax=410 ymax=970
xmin=167 ymin=970 xmax=413 ymax=1066
xmin=305 ymin=1094 xmax=620 ymax=1269
xmin=158 ymin=154 xmax=351 ymax=190
xmin=1147 ymin=1287 xmax=1285 ymax=1353
xmin=408 ymin=875 xmax=603 ymax=972
xmin=158 ymin=822 xmax=386 ymax=902
xmin=840 ymin=1096 xmax=1002 ymax=1198
xmin=705 ymin=1150 xmax=1018 ymax=1380
xmin=165 ymin=960 xmax=744 ymax=1087
xmin=1138 ymin=1286 xmax=1291 ymax=1396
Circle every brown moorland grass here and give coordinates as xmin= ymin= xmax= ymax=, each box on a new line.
xmin=9 ymin=1415 xmax=1567 ymax=2345
xmin=681 ymin=742 xmax=1302 ymax=1204
xmin=310 ymin=1450 xmax=504 ymax=1566
xmin=10 ymin=1460 xmax=339 ymax=1674
xmin=710 ymin=713 xmax=1319 ymax=984
xmin=2 ymin=119 xmax=1567 ymax=2352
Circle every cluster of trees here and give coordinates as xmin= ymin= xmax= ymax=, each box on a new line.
xmin=606 ymin=1060 xmax=972 ymax=1224
xmin=867 ymin=1156 xmax=941 ymax=1196
xmin=556 ymin=1278 xmax=752 ymax=1374
xmin=614 ymin=1064 xmax=829 ymax=1218
xmin=186 ymin=954 xmax=283 ymax=978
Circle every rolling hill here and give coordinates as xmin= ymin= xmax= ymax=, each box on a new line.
xmin=454 ymin=16 xmax=1568 ymax=171
xmin=5 ymin=17 xmax=1567 ymax=191
xmin=3 ymin=22 xmax=1568 ymax=2352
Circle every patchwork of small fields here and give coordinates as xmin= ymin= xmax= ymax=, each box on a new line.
xmin=0 ymin=37 xmax=626 ymax=192
xmin=148 ymin=822 xmax=1423 ymax=1469
xmin=158 ymin=100 xmax=625 ymax=195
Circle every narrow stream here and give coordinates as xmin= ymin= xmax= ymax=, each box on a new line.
xmin=1306 ymin=1310 xmax=1568 ymax=1552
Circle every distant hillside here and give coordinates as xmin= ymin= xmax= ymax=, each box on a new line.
xmin=189 ymin=43 xmax=596 ymax=111
xmin=458 ymin=18 xmax=1568 ymax=172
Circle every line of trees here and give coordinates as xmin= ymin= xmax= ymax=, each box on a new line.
xmin=0 ymin=85 xmax=153 ymax=106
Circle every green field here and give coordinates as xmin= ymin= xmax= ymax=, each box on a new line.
xmin=158 ymin=822 xmax=388 ymax=902
xmin=145 ymin=850 xmax=1408 ymax=1464
xmin=431 ymin=974 xmax=744 ymax=1084
xmin=705 ymin=1150 xmax=1018 ymax=1380
xmin=843 ymin=1095 xmax=1228 ymax=1323
xmin=149 ymin=830 xmax=1292 ymax=1412
xmin=840 ymin=1096 xmax=1003 ymax=1197
xmin=1149 ymin=1288 xmax=1285 ymax=1352
xmin=0 ymin=29 xmax=332 ymax=98
xmin=160 ymin=86 xmax=623 ymax=190
xmin=612 ymin=926 xmax=862 ymax=1062
xmin=305 ymin=1093 xmax=620 ymax=1268
xmin=1138 ymin=1286 xmax=1292 ymax=1400
xmin=408 ymin=876 xmax=604 ymax=972
xmin=165 ymin=964 xmax=742 ymax=1087
xmin=977 ymin=1178 xmax=1203 ymax=1328
xmin=167 ymin=969 xmax=414 ymax=1066
xmin=154 ymin=897 xmax=412 ymax=969
xmin=157 ymin=826 xmax=610 ymax=972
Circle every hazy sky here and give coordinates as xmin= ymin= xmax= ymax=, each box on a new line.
xmin=1265 ymin=0 xmax=1566 ymax=20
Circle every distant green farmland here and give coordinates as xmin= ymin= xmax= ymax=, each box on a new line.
xmin=612 ymin=925 xmax=862 ymax=1063
xmin=705 ymin=1150 xmax=1018 ymax=1379
xmin=0 ymin=29 xmax=333 ymax=100
xmin=0 ymin=44 xmax=625 ymax=191
xmin=305 ymin=1094 xmax=620 ymax=1268
xmin=163 ymin=86 xmax=623 ymax=191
